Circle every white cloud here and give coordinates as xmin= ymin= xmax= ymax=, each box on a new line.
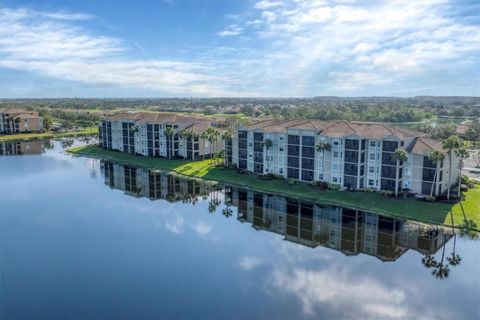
xmin=165 ymin=215 xmax=184 ymax=234
xmin=254 ymin=0 xmax=284 ymax=10
xmin=1 ymin=1 xmax=479 ymax=97
xmin=0 ymin=6 xmax=243 ymax=96
xmin=191 ymin=222 xmax=212 ymax=236
xmin=216 ymin=0 xmax=480 ymax=95
xmin=239 ymin=256 xmax=263 ymax=271
xmin=271 ymin=267 xmax=409 ymax=318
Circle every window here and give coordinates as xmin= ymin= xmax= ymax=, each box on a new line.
xmin=369 ymin=166 xmax=375 ymax=173
xmin=332 ymin=177 xmax=338 ymax=183
xmin=302 ymin=136 xmax=315 ymax=146
xmin=333 ymin=151 xmax=339 ymax=158
xmin=279 ymin=147 xmax=284 ymax=152
xmin=333 ymin=141 xmax=339 ymax=145
xmin=368 ymin=179 xmax=374 ymax=186
xmin=369 ymin=153 xmax=376 ymax=160
xmin=370 ymin=141 xmax=376 ymax=147
xmin=288 ymin=135 xmax=300 ymax=144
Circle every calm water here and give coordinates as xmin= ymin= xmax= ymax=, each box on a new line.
xmin=1 ymin=139 xmax=479 ymax=319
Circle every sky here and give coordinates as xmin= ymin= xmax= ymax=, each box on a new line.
xmin=0 ymin=0 xmax=479 ymax=98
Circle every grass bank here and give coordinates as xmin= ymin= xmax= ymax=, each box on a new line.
xmin=68 ymin=145 xmax=479 ymax=229
xmin=0 ymin=128 xmax=98 ymax=142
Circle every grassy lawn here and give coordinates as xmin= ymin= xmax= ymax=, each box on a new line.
xmin=68 ymin=145 xmax=479 ymax=230
xmin=447 ymin=185 xmax=480 ymax=227
xmin=0 ymin=128 xmax=98 ymax=142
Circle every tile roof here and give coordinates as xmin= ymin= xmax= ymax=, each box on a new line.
xmin=104 ymin=112 xmax=207 ymax=124
xmin=243 ymin=119 xmax=425 ymax=140
xmin=0 ymin=108 xmax=39 ymax=116
xmin=408 ymin=137 xmax=445 ymax=155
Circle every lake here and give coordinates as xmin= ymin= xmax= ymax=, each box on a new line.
xmin=1 ymin=139 xmax=479 ymax=319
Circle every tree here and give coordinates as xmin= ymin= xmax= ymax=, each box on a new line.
xmin=200 ymin=131 xmax=209 ymax=160
xmin=442 ymin=136 xmax=462 ymax=200
xmin=264 ymin=138 xmax=273 ymax=173
xmin=178 ymin=129 xmax=189 ymax=160
xmin=431 ymin=235 xmax=450 ymax=280
xmin=164 ymin=127 xmax=175 ymax=159
xmin=428 ymin=150 xmax=445 ymax=197
xmin=465 ymin=128 xmax=479 ymax=148
xmin=391 ymin=148 xmax=408 ymax=197
xmin=221 ymin=129 xmax=233 ymax=167
xmin=455 ymin=147 xmax=469 ymax=198
xmin=43 ymin=115 xmax=53 ymax=131
xmin=315 ymin=141 xmax=331 ymax=181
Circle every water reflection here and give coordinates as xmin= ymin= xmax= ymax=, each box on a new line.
xmin=0 ymin=140 xmax=47 ymax=155
xmin=100 ymin=160 xmax=457 ymax=266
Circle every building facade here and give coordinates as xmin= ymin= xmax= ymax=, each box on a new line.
xmin=99 ymin=112 xmax=224 ymax=160
xmin=0 ymin=109 xmax=44 ymax=134
xmin=228 ymin=120 xmax=459 ymax=196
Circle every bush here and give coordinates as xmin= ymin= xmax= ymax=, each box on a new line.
xmin=311 ymin=180 xmax=329 ymax=190
xmin=286 ymin=178 xmax=297 ymax=186
xmin=327 ymin=183 xmax=340 ymax=190
xmin=382 ymin=190 xmax=394 ymax=197
xmin=259 ymin=173 xmax=283 ymax=181
xmin=425 ymin=195 xmax=436 ymax=202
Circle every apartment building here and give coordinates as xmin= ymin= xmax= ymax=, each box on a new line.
xmin=99 ymin=112 xmax=223 ymax=160
xmin=0 ymin=108 xmax=44 ymax=134
xmin=229 ymin=120 xmax=459 ymax=196
xmin=227 ymin=187 xmax=450 ymax=261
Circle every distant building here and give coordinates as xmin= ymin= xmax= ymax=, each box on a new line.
xmin=99 ymin=112 xmax=224 ymax=160
xmin=228 ymin=120 xmax=460 ymax=196
xmin=0 ymin=108 xmax=44 ymax=134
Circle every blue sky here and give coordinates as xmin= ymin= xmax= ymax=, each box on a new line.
xmin=0 ymin=0 xmax=479 ymax=98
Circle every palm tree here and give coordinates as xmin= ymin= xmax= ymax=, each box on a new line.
xmin=442 ymin=136 xmax=462 ymax=200
xmin=264 ymin=138 xmax=273 ymax=173
xmin=315 ymin=141 xmax=331 ymax=181
xmin=178 ymin=129 xmax=188 ymax=159
xmin=221 ymin=129 xmax=233 ymax=167
xmin=431 ymin=235 xmax=450 ymax=280
xmin=200 ymin=130 xmax=209 ymax=160
xmin=455 ymin=147 xmax=469 ymax=198
xmin=211 ymin=128 xmax=220 ymax=162
xmin=222 ymin=206 xmax=233 ymax=218
xmin=391 ymin=148 xmax=408 ymax=197
xmin=164 ymin=127 xmax=175 ymax=159
xmin=428 ymin=150 xmax=445 ymax=197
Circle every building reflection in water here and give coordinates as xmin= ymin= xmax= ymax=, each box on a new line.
xmin=0 ymin=140 xmax=46 ymax=155
xmin=100 ymin=160 xmax=452 ymax=263
xmin=101 ymin=161 xmax=215 ymax=203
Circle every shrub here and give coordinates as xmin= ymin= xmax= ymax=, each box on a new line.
xmin=286 ymin=178 xmax=297 ymax=186
xmin=382 ymin=190 xmax=394 ymax=197
xmin=311 ymin=180 xmax=329 ymax=190
xmin=327 ymin=183 xmax=340 ymax=190
xmin=425 ymin=195 xmax=436 ymax=202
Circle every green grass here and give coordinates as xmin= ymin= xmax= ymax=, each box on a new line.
xmin=0 ymin=128 xmax=98 ymax=142
xmin=447 ymin=185 xmax=480 ymax=227
xmin=67 ymin=145 xmax=480 ymax=230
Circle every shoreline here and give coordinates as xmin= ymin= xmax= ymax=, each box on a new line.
xmin=0 ymin=128 xmax=98 ymax=142
xmin=67 ymin=145 xmax=479 ymax=231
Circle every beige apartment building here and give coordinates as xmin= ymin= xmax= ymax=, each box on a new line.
xmin=99 ymin=112 xmax=224 ymax=160
xmin=227 ymin=120 xmax=460 ymax=196
xmin=0 ymin=108 xmax=44 ymax=134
